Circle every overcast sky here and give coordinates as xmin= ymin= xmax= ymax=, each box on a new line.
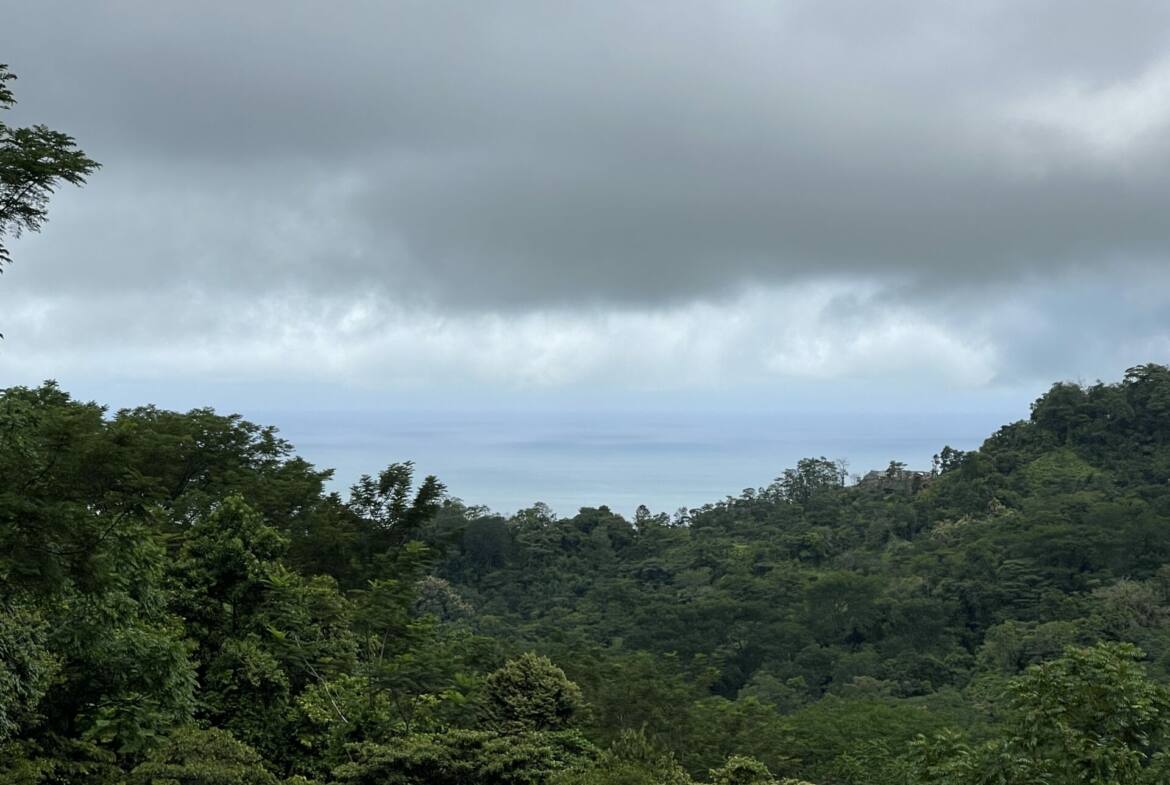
xmin=2 ymin=2 xmax=1168 ymax=511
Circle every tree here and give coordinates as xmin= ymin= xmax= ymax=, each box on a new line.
xmin=931 ymin=446 xmax=966 ymax=475
xmin=129 ymin=726 xmax=279 ymax=785
xmin=170 ymin=496 xmax=290 ymax=664
xmin=1003 ymin=642 xmax=1169 ymax=784
xmin=774 ymin=458 xmax=842 ymax=506
xmin=708 ymin=755 xmax=778 ymax=785
xmin=900 ymin=643 xmax=1170 ymax=785
xmin=348 ymin=462 xmax=446 ymax=568
xmin=0 ymin=65 xmax=99 ymax=273
xmin=552 ymin=728 xmax=693 ymax=785
xmin=0 ymin=384 xmax=198 ymax=757
xmin=0 ymin=601 xmax=55 ymax=742
xmin=334 ymin=730 xmax=595 ymax=785
xmin=484 ymin=653 xmax=584 ymax=733
xmin=7 ymin=368 xmax=1170 ymax=783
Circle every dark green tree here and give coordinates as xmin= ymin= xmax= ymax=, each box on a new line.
xmin=774 ymin=458 xmax=843 ymax=506
xmin=334 ymin=730 xmax=595 ymax=785
xmin=708 ymin=755 xmax=779 ymax=785
xmin=552 ymin=728 xmax=692 ymax=785
xmin=900 ymin=643 xmax=1170 ymax=785
xmin=129 ymin=726 xmax=279 ymax=785
xmin=484 ymin=653 xmax=584 ymax=733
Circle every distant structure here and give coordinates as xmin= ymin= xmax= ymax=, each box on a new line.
xmin=859 ymin=465 xmax=934 ymax=493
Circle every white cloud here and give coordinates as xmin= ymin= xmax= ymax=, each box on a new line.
xmin=0 ymin=282 xmax=1002 ymax=392
xmin=1009 ymin=55 xmax=1170 ymax=159
xmin=2 ymin=0 xmax=1170 ymax=405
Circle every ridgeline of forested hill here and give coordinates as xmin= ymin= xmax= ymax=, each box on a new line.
xmin=4 ymin=366 xmax=1170 ymax=784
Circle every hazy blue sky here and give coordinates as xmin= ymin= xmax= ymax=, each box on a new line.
xmin=2 ymin=2 xmax=1167 ymax=514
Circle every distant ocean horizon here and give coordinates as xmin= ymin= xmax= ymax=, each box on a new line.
xmin=260 ymin=408 xmax=1018 ymax=519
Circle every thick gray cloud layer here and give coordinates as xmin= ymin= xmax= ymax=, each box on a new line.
xmin=1 ymin=1 xmax=1169 ymax=389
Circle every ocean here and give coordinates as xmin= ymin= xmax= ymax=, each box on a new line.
xmin=265 ymin=407 xmax=1017 ymax=518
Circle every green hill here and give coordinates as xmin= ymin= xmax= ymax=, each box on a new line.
xmin=4 ymin=365 xmax=1170 ymax=783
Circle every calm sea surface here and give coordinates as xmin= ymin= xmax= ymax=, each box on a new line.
xmin=262 ymin=408 xmax=1015 ymax=518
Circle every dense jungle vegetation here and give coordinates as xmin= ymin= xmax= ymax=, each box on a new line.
xmin=3 ymin=364 xmax=1170 ymax=784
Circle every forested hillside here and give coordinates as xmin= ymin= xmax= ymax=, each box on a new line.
xmin=4 ymin=365 xmax=1170 ymax=784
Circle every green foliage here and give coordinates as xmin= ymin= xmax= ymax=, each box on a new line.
xmin=552 ymin=728 xmax=693 ymax=785
xmin=172 ymin=496 xmax=289 ymax=658
xmin=348 ymin=462 xmax=446 ymax=563
xmin=0 ymin=601 xmax=56 ymax=741
xmin=776 ymin=458 xmax=845 ymax=506
xmin=333 ymin=729 xmax=594 ymax=785
xmin=1003 ymin=642 xmax=1169 ymax=784
xmin=129 ymin=726 xmax=279 ymax=785
xmin=0 ymin=736 xmax=123 ymax=785
xmin=484 ymin=653 xmax=584 ymax=732
xmin=4 ymin=368 xmax=1170 ymax=783
xmin=887 ymin=643 xmax=1170 ymax=785
xmin=708 ymin=754 xmax=778 ymax=785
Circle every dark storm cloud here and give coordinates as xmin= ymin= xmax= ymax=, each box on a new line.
xmin=6 ymin=0 xmax=1170 ymax=309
